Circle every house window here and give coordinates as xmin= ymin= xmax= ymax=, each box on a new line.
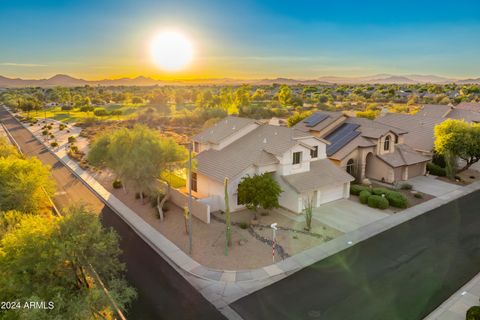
xmin=384 ymin=136 xmax=391 ymax=151
xmin=346 ymin=159 xmax=355 ymax=175
xmin=292 ymin=152 xmax=302 ymax=165
xmin=191 ymin=172 xmax=197 ymax=192
xmin=310 ymin=146 xmax=318 ymax=158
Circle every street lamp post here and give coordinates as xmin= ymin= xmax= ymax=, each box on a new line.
xmin=188 ymin=142 xmax=193 ymax=255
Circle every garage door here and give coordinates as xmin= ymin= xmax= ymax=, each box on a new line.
xmin=319 ymin=184 xmax=345 ymax=204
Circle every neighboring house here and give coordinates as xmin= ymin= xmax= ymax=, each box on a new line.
xmin=455 ymin=102 xmax=480 ymax=113
xmin=377 ymin=104 xmax=480 ymax=155
xmin=294 ymin=112 xmax=430 ymax=184
xmin=192 ymin=116 xmax=354 ymax=214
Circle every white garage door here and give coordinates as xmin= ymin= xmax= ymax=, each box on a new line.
xmin=319 ymin=184 xmax=345 ymax=204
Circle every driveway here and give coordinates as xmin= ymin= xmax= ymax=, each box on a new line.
xmin=408 ymin=175 xmax=461 ymax=197
xmin=311 ymin=199 xmax=390 ymax=233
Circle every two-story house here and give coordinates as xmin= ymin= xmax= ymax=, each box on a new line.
xmin=294 ymin=112 xmax=431 ymax=184
xmin=192 ymin=116 xmax=354 ymax=214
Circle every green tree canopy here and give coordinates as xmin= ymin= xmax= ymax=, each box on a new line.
xmin=237 ymin=173 xmax=282 ymax=211
xmin=88 ymin=125 xmax=187 ymax=197
xmin=0 ymin=154 xmax=55 ymax=214
xmin=278 ymin=85 xmax=292 ymax=107
xmin=434 ymin=119 xmax=480 ymax=172
xmin=0 ymin=205 xmax=136 ymax=319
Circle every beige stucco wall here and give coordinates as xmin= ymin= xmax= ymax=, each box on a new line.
xmin=407 ymin=162 xmax=426 ymax=178
xmin=365 ymin=155 xmax=395 ymax=183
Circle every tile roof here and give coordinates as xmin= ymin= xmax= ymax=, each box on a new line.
xmin=376 ymin=113 xmax=442 ymax=152
xmin=416 ymin=104 xmax=452 ymax=118
xmin=377 ymin=144 xmax=430 ymax=168
xmin=455 ymin=102 xmax=480 ymax=113
xmin=196 ymin=124 xmax=313 ymax=181
xmin=193 ymin=116 xmax=258 ymax=144
xmin=281 ymin=158 xmax=354 ymax=193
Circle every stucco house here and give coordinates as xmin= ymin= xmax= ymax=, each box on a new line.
xmin=192 ymin=116 xmax=354 ymax=214
xmin=377 ymin=104 xmax=480 ymax=155
xmin=294 ymin=112 xmax=430 ymax=184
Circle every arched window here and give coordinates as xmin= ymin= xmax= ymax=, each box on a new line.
xmin=346 ymin=159 xmax=355 ymax=175
xmin=384 ymin=136 xmax=391 ymax=151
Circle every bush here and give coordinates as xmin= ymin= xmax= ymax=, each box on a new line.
xmin=112 ymin=179 xmax=123 ymax=189
xmin=400 ymin=183 xmax=413 ymax=190
xmin=61 ymin=105 xmax=73 ymax=111
xmin=49 ymin=134 xmax=54 ymax=139
xmin=371 ymin=187 xmax=391 ymax=196
xmin=350 ymin=184 xmax=370 ymax=196
xmin=466 ymin=306 xmax=480 ymax=320
xmin=59 ymin=123 xmax=66 ymax=131
xmin=79 ymin=105 xmax=94 ymax=112
xmin=70 ymin=145 xmax=78 ymax=153
xmin=367 ymin=195 xmax=389 ymax=209
xmin=239 ymin=222 xmax=249 ymax=229
xmin=414 ymin=193 xmax=423 ymax=199
xmin=372 ymin=188 xmax=408 ymax=208
xmin=386 ymin=191 xmax=408 ymax=208
xmin=42 ymin=129 xmax=49 ymax=136
xmin=359 ymin=190 xmax=371 ymax=204
xmin=50 ymin=142 xmax=58 ymax=147
xmin=68 ymin=136 xmax=76 ymax=143
xmin=47 ymin=125 xmax=52 ymax=130
xmin=94 ymin=108 xmax=108 ymax=116
xmin=110 ymin=109 xmax=122 ymax=116
xmin=427 ymin=162 xmax=446 ymax=177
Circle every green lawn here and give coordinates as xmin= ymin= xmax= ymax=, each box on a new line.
xmin=24 ymin=104 xmax=146 ymax=123
xmin=160 ymin=171 xmax=186 ymax=188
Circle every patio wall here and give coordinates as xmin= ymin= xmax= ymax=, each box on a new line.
xmin=157 ymin=180 xmax=211 ymax=224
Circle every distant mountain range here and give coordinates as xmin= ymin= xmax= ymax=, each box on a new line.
xmin=0 ymin=73 xmax=479 ymax=88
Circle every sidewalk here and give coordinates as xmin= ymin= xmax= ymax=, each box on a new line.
xmin=6 ymin=107 xmax=480 ymax=319
xmin=425 ymin=272 xmax=480 ymax=320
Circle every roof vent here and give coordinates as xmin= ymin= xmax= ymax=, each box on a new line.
xmin=232 ymin=126 xmax=236 ymax=130
xmin=263 ymin=138 xmax=267 ymax=143
xmin=274 ymin=131 xmax=278 ymax=135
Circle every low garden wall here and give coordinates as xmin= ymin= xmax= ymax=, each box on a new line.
xmin=157 ymin=180 xmax=210 ymax=224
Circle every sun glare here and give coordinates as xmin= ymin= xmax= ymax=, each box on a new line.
xmin=150 ymin=31 xmax=193 ymax=72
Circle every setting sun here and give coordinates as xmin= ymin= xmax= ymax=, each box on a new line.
xmin=150 ymin=31 xmax=193 ymax=72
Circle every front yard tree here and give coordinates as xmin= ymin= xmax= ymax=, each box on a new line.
xmin=0 ymin=205 xmax=136 ymax=319
xmin=88 ymin=125 xmax=187 ymax=202
xmin=237 ymin=173 xmax=282 ymax=218
xmin=434 ymin=119 xmax=480 ymax=174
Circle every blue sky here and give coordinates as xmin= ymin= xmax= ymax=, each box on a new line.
xmin=1 ymin=0 xmax=479 ymax=79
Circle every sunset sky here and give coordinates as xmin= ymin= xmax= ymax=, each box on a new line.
xmin=1 ymin=0 xmax=480 ymax=80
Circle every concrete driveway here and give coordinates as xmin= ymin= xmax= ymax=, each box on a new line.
xmin=311 ymin=199 xmax=389 ymax=233
xmin=407 ymin=175 xmax=461 ymax=197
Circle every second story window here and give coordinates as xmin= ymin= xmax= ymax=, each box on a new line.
xmin=310 ymin=146 xmax=318 ymax=158
xmin=293 ymin=151 xmax=302 ymax=165
xmin=384 ymin=136 xmax=391 ymax=151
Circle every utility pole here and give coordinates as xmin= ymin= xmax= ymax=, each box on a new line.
xmin=188 ymin=142 xmax=193 ymax=255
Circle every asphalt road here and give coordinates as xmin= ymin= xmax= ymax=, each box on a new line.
xmin=0 ymin=108 xmax=225 ymax=320
xmin=232 ymin=190 xmax=480 ymax=320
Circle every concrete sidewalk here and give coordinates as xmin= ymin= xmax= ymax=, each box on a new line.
xmin=425 ymin=272 xmax=480 ymax=320
xmin=408 ymin=175 xmax=462 ymax=197
xmin=6 ymin=107 xmax=480 ymax=319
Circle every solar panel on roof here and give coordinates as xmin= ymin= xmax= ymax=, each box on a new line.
xmin=303 ymin=113 xmax=328 ymax=127
xmin=325 ymin=123 xmax=361 ymax=156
